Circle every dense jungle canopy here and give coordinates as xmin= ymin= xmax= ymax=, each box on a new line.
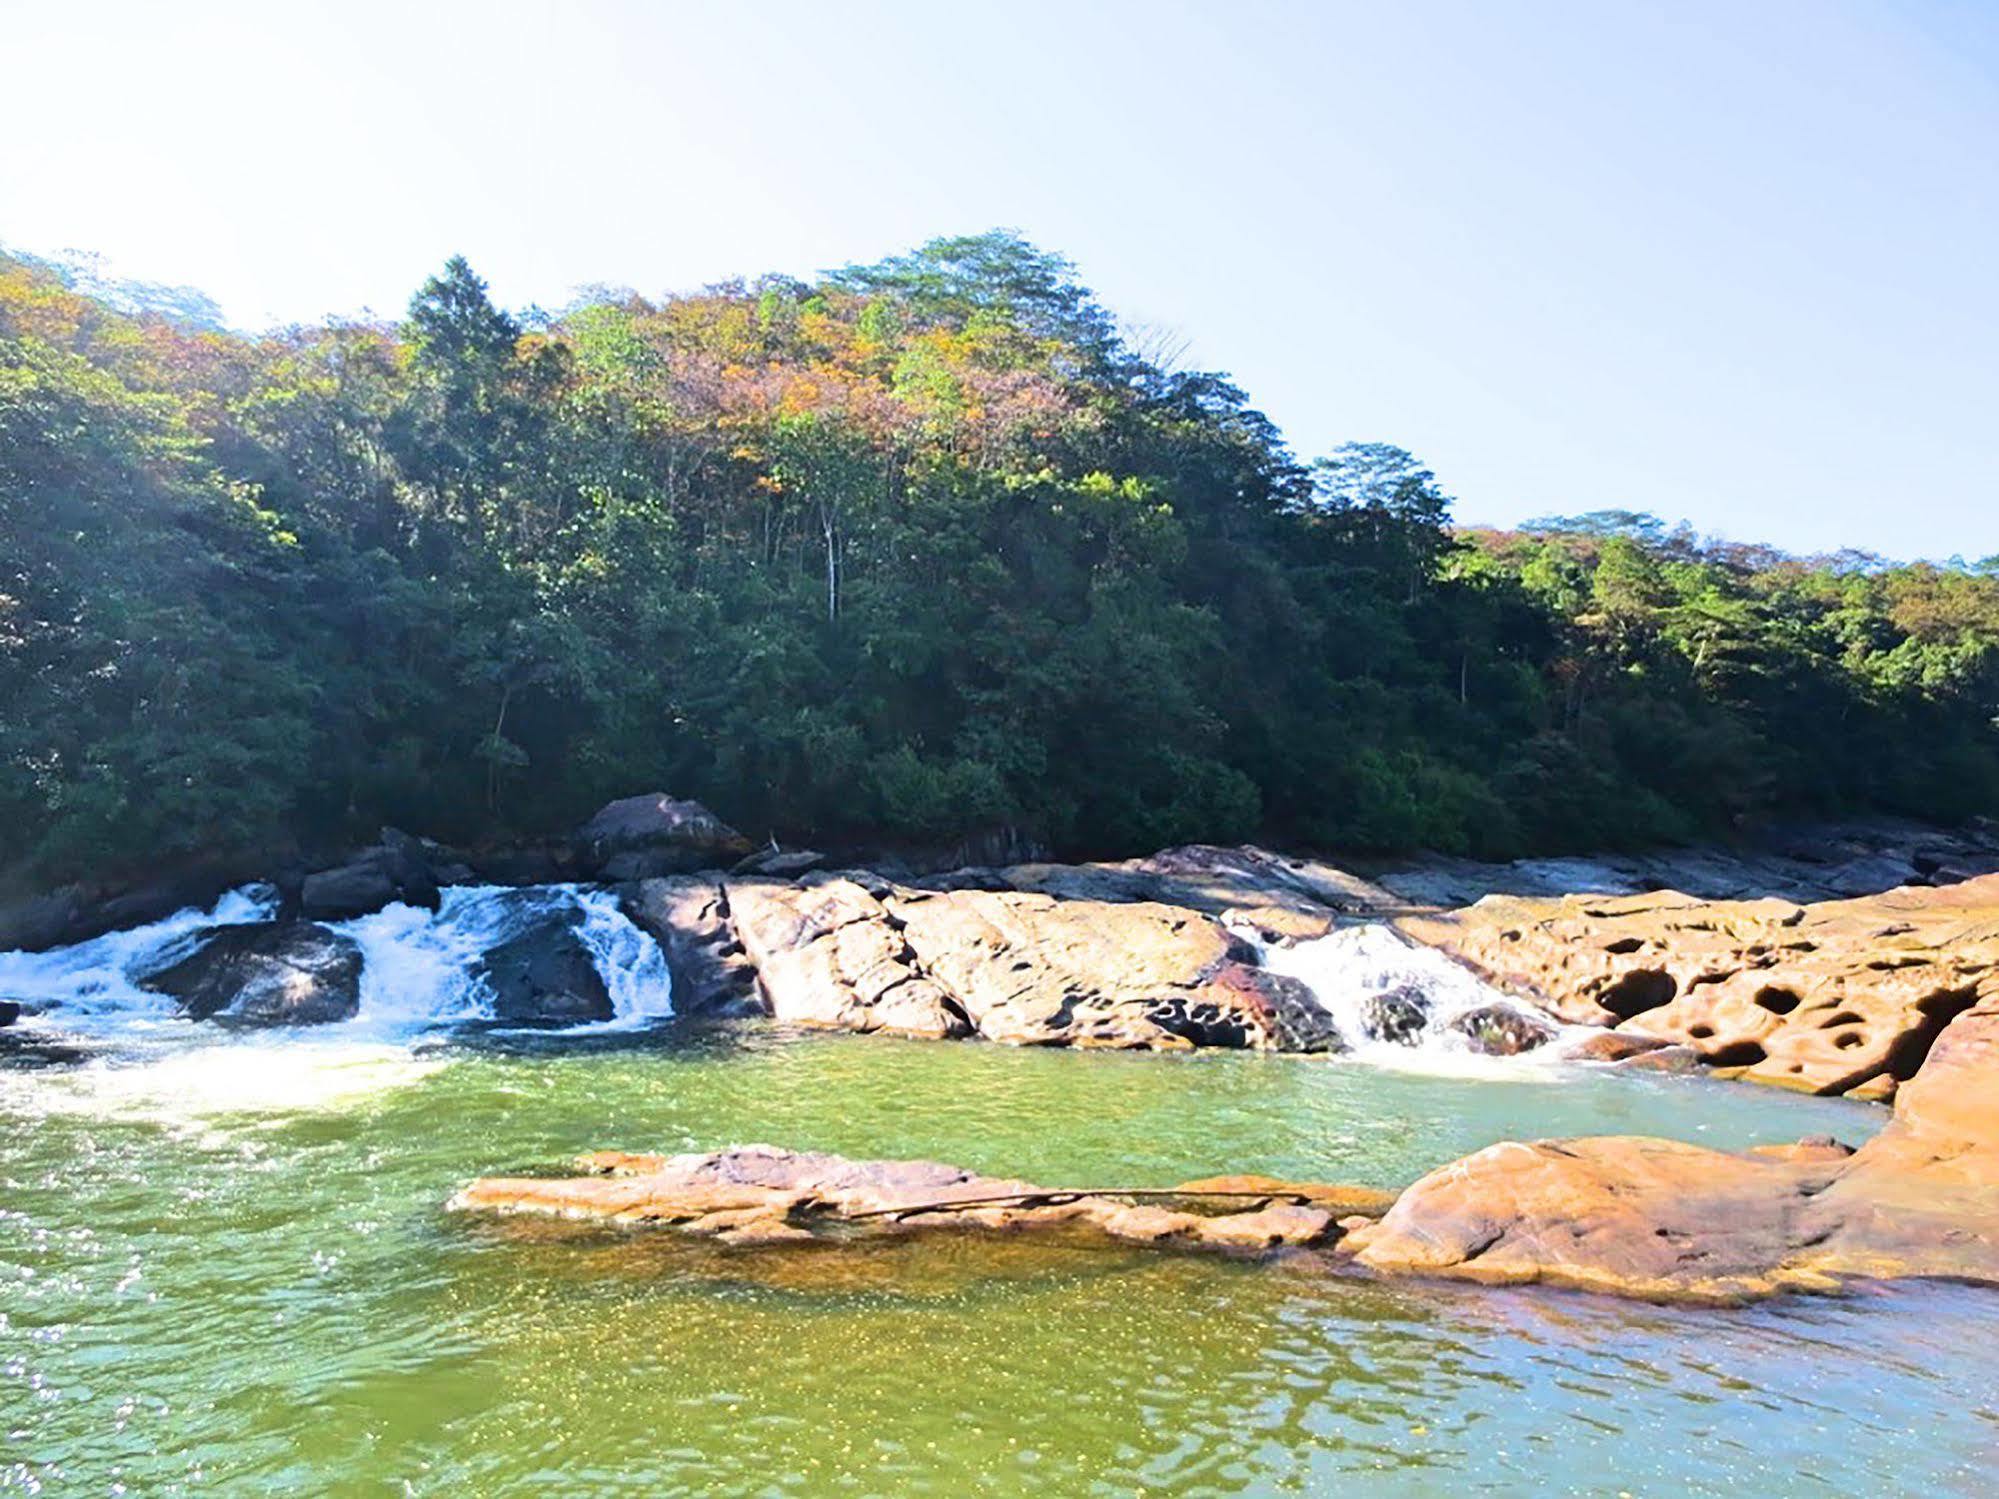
xmin=3 ymin=233 xmax=1996 ymax=882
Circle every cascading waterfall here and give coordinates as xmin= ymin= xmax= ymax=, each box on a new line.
xmin=0 ymin=883 xmax=674 ymax=1041
xmin=0 ymin=884 xmax=281 ymax=1029
xmin=5 ymin=884 xmax=1567 ymax=1070
xmin=336 ymin=884 xmax=674 ymax=1034
xmin=1242 ymin=920 xmax=1581 ymax=1062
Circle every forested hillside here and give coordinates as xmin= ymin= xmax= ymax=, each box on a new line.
xmin=3 ymin=233 xmax=1995 ymax=883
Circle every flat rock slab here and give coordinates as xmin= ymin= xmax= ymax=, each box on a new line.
xmin=451 ymin=1145 xmax=1392 ymax=1253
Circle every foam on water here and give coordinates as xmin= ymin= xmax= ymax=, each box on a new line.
xmin=0 ymin=884 xmax=279 ymax=1030
xmin=1 ymin=883 xmax=673 ymax=1120
xmin=1246 ymin=920 xmax=1584 ymax=1070
xmin=0 ymin=1038 xmax=451 ymax=1132
xmin=332 ymin=884 xmax=674 ymax=1036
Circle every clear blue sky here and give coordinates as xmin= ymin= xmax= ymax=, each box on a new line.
xmin=2 ymin=0 xmax=1993 ymax=558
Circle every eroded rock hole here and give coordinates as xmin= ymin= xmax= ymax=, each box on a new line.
xmin=1598 ymin=969 xmax=1677 ymax=1020
xmin=1881 ymin=987 xmax=1980 ymax=1082
xmin=1753 ymin=986 xmax=1801 ymax=1015
xmin=1602 ymin=937 xmax=1645 ymax=955
xmin=1705 ymin=1040 xmax=1768 ymax=1067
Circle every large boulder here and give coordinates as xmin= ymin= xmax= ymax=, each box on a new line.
xmin=716 ymin=876 xmax=1341 ymax=1051
xmin=0 ymin=886 xmax=91 ymax=953
xmin=140 ymin=922 xmax=363 ymax=1025
xmin=300 ymin=829 xmax=440 ymax=920
xmin=889 ymin=886 xmax=1340 ymax=1051
xmin=722 ymin=877 xmax=971 ymax=1039
xmin=1 ymin=865 xmax=264 ymax=954
xmin=471 ymin=911 xmax=613 ymax=1026
xmin=1395 ymin=873 xmax=1999 ymax=1099
xmin=0 ymin=999 xmax=19 ymax=1028
xmin=575 ymin=794 xmax=750 ymax=880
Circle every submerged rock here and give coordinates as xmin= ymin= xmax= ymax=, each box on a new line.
xmin=1358 ymin=984 xmax=1430 ymax=1045
xmin=471 ymin=911 xmax=613 ymax=1026
xmin=451 ymin=1144 xmax=1392 ymax=1252
xmin=140 ymin=922 xmax=363 ymax=1025
xmin=1446 ymin=1002 xmax=1558 ymax=1056
xmin=0 ymin=998 xmax=18 ymax=1028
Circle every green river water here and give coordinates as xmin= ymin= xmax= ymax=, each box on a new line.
xmin=3 ymin=1025 xmax=1995 ymax=1495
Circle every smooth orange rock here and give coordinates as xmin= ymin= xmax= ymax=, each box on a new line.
xmin=1344 ymin=991 xmax=1999 ymax=1301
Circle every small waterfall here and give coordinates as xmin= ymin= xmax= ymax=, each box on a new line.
xmin=1 ymin=883 xmax=673 ymax=1039
xmin=335 ymin=884 xmax=673 ymax=1034
xmin=1245 ymin=921 xmax=1578 ymax=1062
xmin=0 ymin=885 xmax=279 ymax=1029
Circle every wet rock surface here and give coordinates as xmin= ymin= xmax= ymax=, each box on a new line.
xmin=621 ymin=877 xmax=759 ymax=1016
xmin=1357 ymin=984 xmax=1430 ymax=1045
xmin=1397 ymin=872 xmax=1999 ymax=1098
xmin=471 ymin=910 xmax=614 ymax=1026
xmin=1446 ymin=1002 xmax=1558 ymax=1056
xmin=139 ymin=922 xmax=363 ymax=1025
xmin=451 ymin=1144 xmax=1393 ymax=1252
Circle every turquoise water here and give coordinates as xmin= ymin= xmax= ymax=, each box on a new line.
xmin=5 ymin=1024 xmax=1992 ymax=1495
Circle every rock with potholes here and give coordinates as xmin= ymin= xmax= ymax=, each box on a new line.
xmin=471 ymin=910 xmax=612 ymax=1026
xmin=1395 ymin=872 xmax=1999 ymax=1098
xmin=575 ymin=793 xmax=750 ymax=880
xmin=140 ymin=922 xmax=363 ymax=1025
xmin=451 ymin=1144 xmax=1393 ymax=1252
xmin=1342 ymin=985 xmax=1999 ymax=1301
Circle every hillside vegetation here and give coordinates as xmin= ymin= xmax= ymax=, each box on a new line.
xmin=3 ymin=233 xmax=1996 ymax=881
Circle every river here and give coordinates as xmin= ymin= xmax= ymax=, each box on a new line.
xmin=2 ymin=894 xmax=1994 ymax=1494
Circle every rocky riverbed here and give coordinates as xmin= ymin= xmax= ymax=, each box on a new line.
xmin=11 ymin=794 xmax=1999 ymax=1309
xmin=454 ymin=959 xmax=1999 ymax=1302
